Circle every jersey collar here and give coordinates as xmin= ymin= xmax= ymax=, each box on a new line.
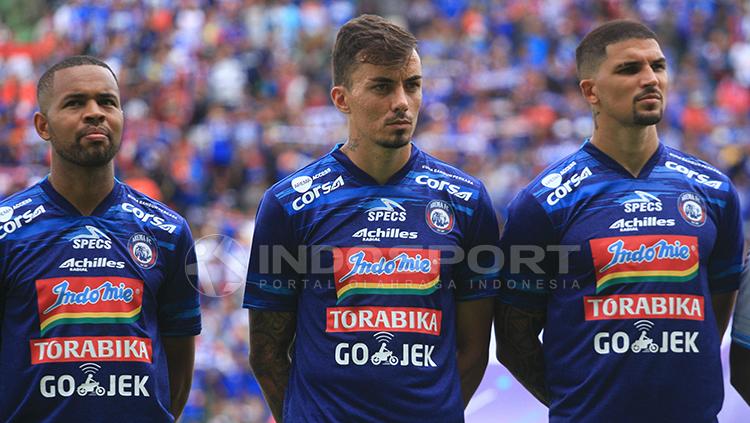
xmin=330 ymin=142 xmax=421 ymax=185
xmin=40 ymin=176 xmax=123 ymax=217
xmin=582 ymin=139 xmax=664 ymax=179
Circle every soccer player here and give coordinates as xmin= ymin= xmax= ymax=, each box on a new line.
xmin=0 ymin=56 xmax=201 ymax=422
xmin=244 ymin=14 xmax=498 ymax=422
xmin=731 ymin=268 xmax=750 ymax=404
xmin=494 ymin=20 xmax=743 ymax=422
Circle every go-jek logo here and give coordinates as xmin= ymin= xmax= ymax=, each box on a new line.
xmin=590 ymin=235 xmax=698 ymax=293
xmin=334 ymin=332 xmax=437 ymax=367
xmin=594 ymin=320 xmax=699 ymax=355
xmin=333 ymin=248 xmax=440 ymax=303
xmin=40 ymin=362 xmax=150 ymax=398
xmin=35 ymin=277 xmax=144 ymax=335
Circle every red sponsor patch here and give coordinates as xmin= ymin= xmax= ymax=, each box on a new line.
xmin=333 ymin=248 xmax=441 ymax=303
xmin=589 ymin=235 xmax=699 ymax=293
xmin=584 ymin=294 xmax=704 ymax=321
xmin=30 ymin=336 xmax=153 ymax=364
xmin=36 ymin=277 xmax=144 ymax=335
xmin=326 ymin=306 xmax=442 ymax=335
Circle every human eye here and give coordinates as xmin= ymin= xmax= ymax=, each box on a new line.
xmin=372 ymin=83 xmax=390 ymax=93
xmin=64 ymin=99 xmax=83 ymax=107
xmin=405 ymin=80 xmax=421 ymax=91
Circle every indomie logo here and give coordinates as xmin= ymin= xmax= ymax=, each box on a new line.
xmin=590 ymin=235 xmax=698 ymax=293
xmin=36 ymin=277 xmax=144 ymax=335
xmin=333 ymin=248 xmax=440 ymax=303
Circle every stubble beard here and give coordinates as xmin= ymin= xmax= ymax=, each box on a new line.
xmin=54 ymin=137 xmax=120 ymax=168
xmin=632 ymin=107 xmax=663 ymax=126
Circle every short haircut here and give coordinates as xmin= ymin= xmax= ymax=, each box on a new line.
xmin=37 ymin=55 xmax=118 ymax=113
xmin=332 ymin=14 xmax=417 ymax=87
xmin=575 ymin=20 xmax=659 ymax=79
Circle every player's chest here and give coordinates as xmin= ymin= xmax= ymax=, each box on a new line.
xmin=4 ymin=220 xmax=167 ymax=307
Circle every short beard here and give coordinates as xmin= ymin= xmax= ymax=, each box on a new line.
xmin=375 ymin=132 xmax=412 ymax=149
xmin=632 ymin=110 xmax=663 ymax=126
xmin=632 ymin=100 xmax=663 ymax=126
xmin=54 ymin=138 xmax=120 ymax=167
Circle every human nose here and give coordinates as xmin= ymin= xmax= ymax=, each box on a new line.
xmin=83 ymin=100 xmax=105 ymax=123
xmin=391 ymin=85 xmax=409 ymax=114
xmin=640 ymin=66 xmax=658 ymax=88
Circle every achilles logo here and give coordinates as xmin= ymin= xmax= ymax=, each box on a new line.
xmin=594 ymin=320 xmax=699 ymax=354
xmin=59 ymin=257 xmax=126 ymax=272
xmin=326 ymin=307 xmax=442 ymax=335
xmin=608 ymin=216 xmax=675 ymax=232
xmin=584 ymin=294 xmax=704 ymax=321
xmin=352 ymin=227 xmax=418 ymax=242
xmin=30 ymin=336 xmax=153 ymax=364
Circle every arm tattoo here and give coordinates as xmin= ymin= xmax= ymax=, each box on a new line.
xmin=495 ymin=303 xmax=549 ymax=406
xmin=249 ymin=310 xmax=296 ymax=422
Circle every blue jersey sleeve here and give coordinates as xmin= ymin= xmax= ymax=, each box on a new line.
xmin=707 ymin=184 xmax=744 ymax=293
xmin=497 ymin=189 xmax=556 ymax=310
xmin=733 ymin=265 xmax=750 ymax=349
xmin=454 ymin=184 xmax=500 ymax=301
xmin=157 ymin=220 xmax=202 ymax=336
xmin=243 ymin=190 xmax=300 ymax=311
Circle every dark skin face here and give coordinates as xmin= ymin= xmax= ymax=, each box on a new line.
xmin=34 ymin=65 xmax=123 ymax=168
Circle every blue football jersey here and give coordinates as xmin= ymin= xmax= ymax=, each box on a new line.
xmin=0 ymin=178 xmax=201 ymax=422
xmin=244 ymin=144 xmax=499 ymax=422
xmin=732 ymin=264 xmax=750 ymax=350
xmin=498 ymin=141 xmax=743 ymax=423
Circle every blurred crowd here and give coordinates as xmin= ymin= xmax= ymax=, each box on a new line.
xmin=2 ymin=0 xmax=750 ymax=421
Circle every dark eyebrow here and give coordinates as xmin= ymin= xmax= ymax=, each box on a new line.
xmin=367 ymin=75 xmax=423 ymax=84
xmin=61 ymin=92 xmax=119 ymax=102
xmin=614 ymin=58 xmax=666 ymax=71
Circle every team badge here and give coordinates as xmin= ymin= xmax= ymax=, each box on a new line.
xmin=677 ymin=192 xmax=706 ymax=227
xmin=425 ymin=200 xmax=454 ymax=234
xmin=128 ymin=233 xmax=158 ymax=269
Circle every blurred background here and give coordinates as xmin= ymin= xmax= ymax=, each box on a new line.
xmin=2 ymin=0 xmax=750 ymax=421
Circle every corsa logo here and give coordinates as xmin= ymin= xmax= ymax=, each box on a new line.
xmin=590 ymin=235 xmax=698 ymax=293
xmin=333 ymin=248 xmax=440 ymax=303
xmin=36 ymin=277 xmax=144 ymax=335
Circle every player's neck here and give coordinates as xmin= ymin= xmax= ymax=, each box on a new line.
xmin=341 ymin=139 xmax=412 ymax=185
xmin=48 ymin=159 xmax=116 ymax=216
xmin=590 ymin=124 xmax=659 ymax=177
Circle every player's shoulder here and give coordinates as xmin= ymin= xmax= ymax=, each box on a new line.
xmin=264 ymin=152 xmax=345 ymax=210
xmin=0 ymin=181 xmax=50 ymax=240
xmin=413 ymin=148 xmax=486 ymax=203
xmin=118 ymin=181 xmax=188 ymax=236
xmin=661 ymin=146 xmax=732 ymax=190
xmin=522 ymin=147 xmax=594 ymax=208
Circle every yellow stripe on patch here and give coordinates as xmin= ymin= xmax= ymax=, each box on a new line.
xmin=337 ymin=276 xmax=440 ymax=298
xmin=40 ymin=307 xmax=142 ymax=331
xmin=597 ymin=262 xmax=698 ymax=287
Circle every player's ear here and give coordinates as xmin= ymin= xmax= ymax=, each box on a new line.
xmin=580 ymin=79 xmax=598 ymax=106
xmin=34 ymin=111 xmax=51 ymax=142
xmin=331 ymin=85 xmax=351 ymax=114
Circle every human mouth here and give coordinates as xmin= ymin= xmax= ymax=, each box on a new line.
xmin=79 ymin=127 xmax=110 ymax=142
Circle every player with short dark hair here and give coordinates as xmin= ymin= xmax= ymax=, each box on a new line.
xmin=244 ymin=14 xmax=498 ymax=422
xmin=0 ymin=56 xmax=201 ymax=422
xmin=495 ymin=20 xmax=742 ymax=422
